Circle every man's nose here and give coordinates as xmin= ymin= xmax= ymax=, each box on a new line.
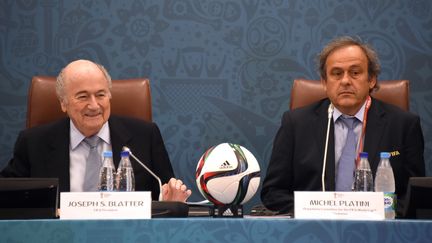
xmin=87 ymin=95 xmax=99 ymax=108
xmin=340 ymin=72 xmax=351 ymax=85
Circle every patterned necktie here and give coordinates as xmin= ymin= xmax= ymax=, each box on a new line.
xmin=83 ymin=136 xmax=101 ymax=191
xmin=335 ymin=117 xmax=358 ymax=191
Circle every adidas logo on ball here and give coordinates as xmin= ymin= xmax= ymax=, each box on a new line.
xmin=219 ymin=160 xmax=233 ymax=169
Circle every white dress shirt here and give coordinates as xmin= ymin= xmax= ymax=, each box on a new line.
xmin=333 ymin=100 xmax=368 ymax=178
xmin=69 ymin=121 xmax=112 ymax=192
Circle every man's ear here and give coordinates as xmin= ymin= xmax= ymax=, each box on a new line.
xmin=60 ymin=99 xmax=67 ymax=113
xmin=369 ymin=75 xmax=377 ymax=90
xmin=320 ymin=78 xmax=327 ymax=91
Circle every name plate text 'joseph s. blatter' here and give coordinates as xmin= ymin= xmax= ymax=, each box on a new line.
xmin=60 ymin=191 xmax=151 ymax=219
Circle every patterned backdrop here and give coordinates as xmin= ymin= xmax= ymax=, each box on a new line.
xmin=0 ymin=0 xmax=431 ymax=211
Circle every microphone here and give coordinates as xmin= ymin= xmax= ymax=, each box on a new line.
xmin=322 ymin=103 xmax=334 ymax=191
xmin=122 ymin=146 xmax=163 ymax=201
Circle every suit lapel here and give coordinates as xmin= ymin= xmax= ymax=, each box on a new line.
xmin=109 ymin=116 xmax=133 ymax=167
xmin=314 ymin=99 xmax=336 ymax=190
xmin=45 ymin=117 xmax=134 ymax=191
xmin=46 ymin=119 xmax=70 ymax=192
xmin=363 ymin=99 xmax=386 ymax=172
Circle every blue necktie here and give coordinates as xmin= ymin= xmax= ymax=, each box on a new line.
xmin=336 ymin=117 xmax=358 ymax=191
xmin=83 ymin=136 xmax=101 ymax=191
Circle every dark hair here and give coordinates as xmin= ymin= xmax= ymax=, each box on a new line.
xmin=317 ymin=36 xmax=381 ymax=90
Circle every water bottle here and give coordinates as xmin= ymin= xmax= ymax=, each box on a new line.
xmin=374 ymin=152 xmax=396 ymax=219
xmin=352 ymin=152 xmax=374 ymax=191
xmin=98 ymin=151 xmax=115 ymax=191
xmin=115 ymin=150 xmax=135 ymax=191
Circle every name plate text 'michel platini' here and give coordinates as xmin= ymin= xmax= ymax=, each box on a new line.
xmin=294 ymin=191 xmax=384 ymax=220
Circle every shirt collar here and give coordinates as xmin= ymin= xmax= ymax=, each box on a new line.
xmin=332 ymin=99 xmax=368 ymax=123
xmin=70 ymin=120 xmax=111 ymax=149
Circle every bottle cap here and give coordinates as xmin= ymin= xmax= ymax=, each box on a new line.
xmin=103 ymin=151 xmax=113 ymax=157
xmin=380 ymin=152 xmax=391 ymax=159
xmin=359 ymin=152 xmax=368 ymax=158
xmin=121 ymin=150 xmax=130 ymax=157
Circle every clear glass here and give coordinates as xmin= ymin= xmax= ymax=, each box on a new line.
xmin=374 ymin=157 xmax=395 ymax=192
xmin=115 ymin=154 xmax=135 ymax=191
xmin=375 ymin=154 xmax=396 ymax=219
xmin=98 ymin=155 xmax=115 ymax=191
xmin=352 ymin=156 xmax=374 ymax=191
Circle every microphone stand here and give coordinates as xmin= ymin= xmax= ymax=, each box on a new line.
xmin=123 ymin=147 xmax=163 ymax=201
xmin=322 ymin=103 xmax=334 ymax=191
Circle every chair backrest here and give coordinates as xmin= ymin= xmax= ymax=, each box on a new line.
xmin=289 ymin=79 xmax=409 ymax=111
xmin=26 ymin=76 xmax=152 ymax=128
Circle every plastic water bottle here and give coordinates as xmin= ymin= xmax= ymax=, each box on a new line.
xmin=115 ymin=150 xmax=135 ymax=191
xmin=374 ymin=152 xmax=396 ymax=219
xmin=352 ymin=152 xmax=374 ymax=191
xmin=98 ymin=151 xmax=115 ymax=191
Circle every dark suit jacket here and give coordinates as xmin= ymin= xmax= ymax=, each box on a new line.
xmin=261 ymin=98 xmax=425 ymax=216
xmin=0 ymin=115 xmax=174 ymax=201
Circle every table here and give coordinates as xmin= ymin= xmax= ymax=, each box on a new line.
xmin=1 ymin=218 xmax=431 ymax=243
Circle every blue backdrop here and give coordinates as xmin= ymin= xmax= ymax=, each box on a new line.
xmin=1 ymin=0 xmax=431 ymax=210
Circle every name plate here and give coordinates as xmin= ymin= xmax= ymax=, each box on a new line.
xmin=294 ymin=191 xmax=384 ymax=220
xmin=60 ymin=191 xmax=151 ymax=219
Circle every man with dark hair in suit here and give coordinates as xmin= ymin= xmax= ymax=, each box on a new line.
xmin=1 ymin=59 xmax=191 ymax=202
xmin=261 ymin=36 xmax=425 ymax=216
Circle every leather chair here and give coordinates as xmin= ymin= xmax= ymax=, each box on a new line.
xmin=289 ymin=79 xmax=409 ymax=111
xmin=26 ymin=76 xmax=152 ymax=128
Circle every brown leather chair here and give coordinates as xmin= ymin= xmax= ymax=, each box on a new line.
xmin=26 ymin=76 xmax=152 ymax=128
xmin=289 ymin=79 xmax=409 ymax=111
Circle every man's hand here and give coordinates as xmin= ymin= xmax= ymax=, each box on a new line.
xmin=161 ymin=178 xmax=192 ymax=202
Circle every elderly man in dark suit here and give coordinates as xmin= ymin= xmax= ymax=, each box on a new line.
xmin=261 ymin=36 xmax=425 ymax=216
xmin=1 ymin=59 xmax=191 ymax=202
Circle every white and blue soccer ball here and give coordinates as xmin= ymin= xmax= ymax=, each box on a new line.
xmin=195 ymin=143 xmax=261 ymax=205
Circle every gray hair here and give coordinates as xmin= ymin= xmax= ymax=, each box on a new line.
xmin=56 ymin=61 xmax=112 ymax=102
xmin=317 ymin=36 xmax=381 ymax=90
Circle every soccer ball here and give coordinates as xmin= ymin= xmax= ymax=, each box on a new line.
xmin=195 ymin=143 xmax=261 ymax=205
